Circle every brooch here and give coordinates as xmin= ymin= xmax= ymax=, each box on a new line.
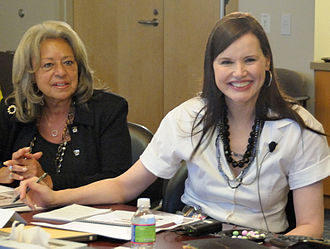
xmin=7 ymin=104 xmax=17 ymax=115
xmin=73 ymin=149 xmax=80 ymax=156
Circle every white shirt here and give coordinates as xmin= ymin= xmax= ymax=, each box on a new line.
xmin=140 ymin=97 xmax=330 ymax=233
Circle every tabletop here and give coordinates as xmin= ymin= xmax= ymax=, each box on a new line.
xmin=17 ymin=204 xmax=291 ymax=249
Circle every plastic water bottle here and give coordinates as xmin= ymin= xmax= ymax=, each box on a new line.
xmin=131 ymin=198 xmax=156 ymax=248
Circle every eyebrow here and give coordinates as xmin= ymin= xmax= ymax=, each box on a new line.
xmin=40 ymin=55 xmax=75 ymax=61
xmin=217 ymin=54 xmax=259 ymax=60
xmin=217 ymin=56 xmax=231 ymax=60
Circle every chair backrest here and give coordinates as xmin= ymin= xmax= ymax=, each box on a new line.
xmin=127 ymin=122 xmax=164 ymax=207
xmin=161 ymin=162 xmax=187 ymax=213
xmin=285 ymin=190 xmax=296 ymax=233
xmin=274 ymin=67 xmax=310 ymax=108
xmin=0 ymin=51 xmax=14 ymax=99
xmin=128 ymin=122 xmax=153 ymax=164
xmin=161 ymin=162 xmax=296 ymax=232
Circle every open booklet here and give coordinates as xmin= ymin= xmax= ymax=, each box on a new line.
xmin=32 ymin=204 xmax=111 ymax=223
xmin=0 ymin=185 xmax=26 ymax=209
xmin=32 ymin=204 xmax=199 ymax=240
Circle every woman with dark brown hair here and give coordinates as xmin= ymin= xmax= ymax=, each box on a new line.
xmin=17 ymin=13 xmax=329 ymax=238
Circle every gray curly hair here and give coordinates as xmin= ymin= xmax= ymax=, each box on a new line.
xmin=10 ymin=20 xmax=94 ymax=122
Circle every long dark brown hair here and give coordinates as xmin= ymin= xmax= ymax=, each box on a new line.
xmin=191 ymin=12 xmax=324 ymax=157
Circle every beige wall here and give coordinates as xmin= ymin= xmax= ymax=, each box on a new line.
xmin=0 ymin=0 xmax=68 ymax=51
xmin=2 ymin=0 xmax=328 ymax=114
xmin=226 ymin=0 xmax=238 ymax=14
xmin=314 ymin=0 xmax=330 ymax=61
xmin=239 ymin=0 xmax=316 ymax=113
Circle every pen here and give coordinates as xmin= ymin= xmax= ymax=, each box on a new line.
xmin=12 ymin=172 xmax=48 ymax=203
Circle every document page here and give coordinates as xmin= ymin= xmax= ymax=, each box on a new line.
xmin=85 ymin=210 xmax=198 ymax=228
xmin=33 ymin=204 xmax=111 ymax=222
xmin=0 ymin=185 xmax=26 ymax=209
xmin=0 ymin=209 xmax=26 ymax=228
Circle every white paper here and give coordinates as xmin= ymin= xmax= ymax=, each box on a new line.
xmin=0 ymin=209 xmax=26 ymax=228
xmin=83 ymin=210 xmax=132 ymax=226
xmin=0 ymin=209 xmax=15 ymax=228
xmin=31 ymin=209 xmax=198 ymax=241
xmin=84 ymin=210 xmax=197 ymax=228
xmin=0 ymin=185 xmax=15 ymax=193
xmin=33 ymin=204 xmax=111 ymax=222
xmin=0 ymin=186 xmax=26 ymax=209
xmin=5 ymin=205 xmax=43 ymax=213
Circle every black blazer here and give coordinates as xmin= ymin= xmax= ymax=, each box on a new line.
xmin=0 ymin=90 xmax=132 ymax=190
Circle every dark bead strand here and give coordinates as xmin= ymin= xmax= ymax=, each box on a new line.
xmin=219 ymin=108 xmax=262 ymax=168
xmin=30 ymin=106 xmax=75 ymax=174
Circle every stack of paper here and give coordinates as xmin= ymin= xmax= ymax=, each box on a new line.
xmin=31 ymin=204 xmax=198 ymax=241
xmin=0 ymin=185 xmax=26 ymax=209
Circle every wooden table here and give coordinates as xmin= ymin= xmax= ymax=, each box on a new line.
xmin=18 ymin=204 xmax=281 ymax=248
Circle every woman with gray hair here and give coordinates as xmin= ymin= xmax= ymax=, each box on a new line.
xmin=0 ymin=21 xmax=132 ymax=190
xmin=16 ymin=13 xmax=329 ymax=238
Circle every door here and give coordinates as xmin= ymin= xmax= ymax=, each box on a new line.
xmin=73 ymin=0 xmax=163 ymax=132
xmin=164 ymin=1 xmax=220 ymax=114
xmin=73 ymin=1 xmax=220 ymax=132
xmin=0 ymin=0 xmax=66 ymax=51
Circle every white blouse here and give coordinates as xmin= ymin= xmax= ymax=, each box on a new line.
xmin=140 ymin=97 xmax=330 ymax=233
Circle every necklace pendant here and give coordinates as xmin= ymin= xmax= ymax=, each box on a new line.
xmin=51 ymin=129 xmax=59 ymax=137
xmin=227 ymin=178 xmax=242 ymax=189
xmin=231 ymin=151 xmax=244 ymax=158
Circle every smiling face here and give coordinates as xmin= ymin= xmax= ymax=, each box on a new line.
xmin=34 ymin=38 xmax=78 ymax=105
xmin=213 ymin=32 xmax=270 ymax=108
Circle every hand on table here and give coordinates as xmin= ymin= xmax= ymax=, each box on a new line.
xmin=3 ymin=147 xmax=43 ymax=181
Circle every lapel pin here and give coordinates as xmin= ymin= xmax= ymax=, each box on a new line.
xmin=73 ymin=149 xmax=80 ymax=156
xmin=72 ymin=126 xmax=78 ymax=133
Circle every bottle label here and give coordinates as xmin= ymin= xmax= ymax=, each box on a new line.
xmin=131 ymin=223 xmax=156 ymax=244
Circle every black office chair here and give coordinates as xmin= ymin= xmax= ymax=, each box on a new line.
xmin=275 ymin=68 xmax=310 ymax=108
xmin=0 ymin=51 xmax=14 ymax=99
xmin=161 ymin=161 xmax=187 ymax=213
xmin=127 ymin=122 xmax=164 ymax=207
xmin=161 ymin=162 xmax=296 ymax=232
xmin=128 ymin=122 xmax=153 ymax=164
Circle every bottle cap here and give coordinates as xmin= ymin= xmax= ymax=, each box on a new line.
xmin=137 ymin=198 xmax=151 ymax=208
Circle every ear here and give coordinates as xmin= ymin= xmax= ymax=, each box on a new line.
xmin=265 ymin=56 xmax=271 ymax=71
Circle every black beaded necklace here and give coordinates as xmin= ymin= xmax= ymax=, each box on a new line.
xmin=219 ymin=108 xmax=264 ymax=168
xmin=215 ymin=108 xmax=264 ymax=188
xmin=30 ymin=107 xmax=75 ymax=174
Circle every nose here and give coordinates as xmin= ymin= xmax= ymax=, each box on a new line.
xmin=54 ymin=63 xmax=67 ymax=77
xmin=233 ymin=62 xmax=247 ymax=78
